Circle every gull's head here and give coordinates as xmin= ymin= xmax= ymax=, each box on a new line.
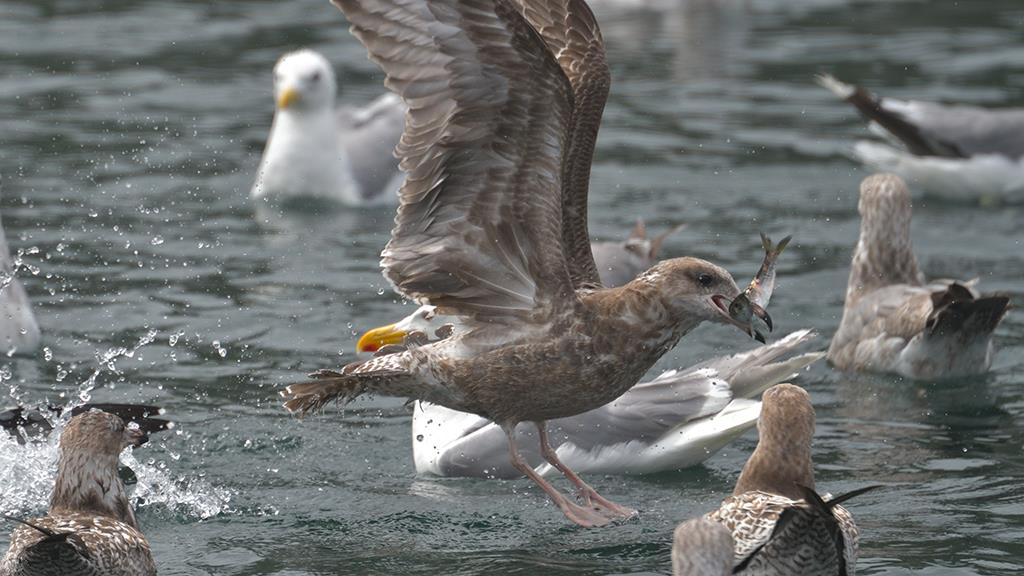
xmin=61 ymin=410 xmax=147 ymax=457
xmin=273 ymin=49 xmax=337 ymax=112
xmin=646 ymin=257 xmax=759 ymax=331
xmin=671 ymin=518 xmax=734 ymax=576
xmin=356 ymin=305 xmax=441 ymax=353
xmin=759 ymin=383 xmax=815 ymax=447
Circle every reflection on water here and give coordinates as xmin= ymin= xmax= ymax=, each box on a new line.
xmin=0 ymin=0 xmax=1023 ymax=574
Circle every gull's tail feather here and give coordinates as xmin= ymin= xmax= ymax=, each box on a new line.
xmin=816 ymin=484 xmax=884 ymax=510
xmin=281 ymin=369 xmax=415 ymax=416
xmin=694 ymin=329 xmax=823 ymax=399
xmin=926 ymin=292 xmax=1010 ymax=340
xmin=815 ymin=73 xmax=961 ymax=158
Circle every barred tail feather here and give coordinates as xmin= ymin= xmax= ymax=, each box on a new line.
xmin=280 ymin=369 xmax=413 ymax=416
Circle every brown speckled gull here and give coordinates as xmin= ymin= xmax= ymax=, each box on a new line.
xmin=827 ymin=173 xmax=1009 ymax=379
xmin=0 ymin=411 xmax=157 ymax=576
xmin=280 ymin=0 xmax=765 ymax=527
xmin=705 ymin=384 xmax=871 ymax=575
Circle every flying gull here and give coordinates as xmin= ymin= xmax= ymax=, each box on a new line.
xmin=358 ymin=308 xmax=820 ymax=478
xmin=817 ymin=73 xmax=1024 ymax=199
xmin=281 ymin=0 xmax=769 ymax=527
xmin=705 ymin=384 xmax=875 ymax=574
xmin=0 ymin=411 xmax=157 ymax=576
xmin=0 ymin=184 xmax=40 ymax=356
xmin=251 ymin=49 xmax=405 ymax=206
xmin=827 ymin=174 xmax=1009 ymax=379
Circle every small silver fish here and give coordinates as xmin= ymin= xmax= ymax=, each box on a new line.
xmin=729 ymin=233 xmax=791 ymax=343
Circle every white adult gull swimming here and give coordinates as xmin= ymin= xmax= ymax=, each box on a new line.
xmin=827 ymin=174 xmax=1009 ymax=379
xmin=0 ymin=411 xmax=157 ymax=576
xmin=250 ymin=49 xmax=405 ymax=206
xmin=281 ymin=0 xmax=771 ymax=527
xmin=817 ymin=73 xmax=1024 ymax=199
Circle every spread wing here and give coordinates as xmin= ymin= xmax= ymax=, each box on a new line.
xmin=515 ymin=0 xmax=611 ymax=288
xmin=334 ymin=0 xmax=577 ymax=324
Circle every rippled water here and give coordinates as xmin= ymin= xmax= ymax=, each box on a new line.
xmin=1 ymin=0 xmax=1024 ymax=574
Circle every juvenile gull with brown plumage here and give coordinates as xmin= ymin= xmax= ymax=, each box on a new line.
xmin=827 ymin=174 xmax=1009 ymax=379
xmin=0 ymin=411 xmax=157 ymax=576
xmin=705 ymin=384 xmax=873 ymax=574
xmin=281 ymin=0 xmax=768 ymax=527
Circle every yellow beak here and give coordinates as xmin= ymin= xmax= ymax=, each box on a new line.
xmin=276 ymin=87 xmax=300 ymax=109
xmin=356 ymin=323 xmax=408 ymax=353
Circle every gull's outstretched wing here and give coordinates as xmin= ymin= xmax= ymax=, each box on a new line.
xmin=334 ymin=0 xmax=577 ymax=325
xmin=515 ymin=0 xmax=611 ymax=288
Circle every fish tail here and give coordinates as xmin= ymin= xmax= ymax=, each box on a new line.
xmin=760 ymin=232 xmax=792 ymax=258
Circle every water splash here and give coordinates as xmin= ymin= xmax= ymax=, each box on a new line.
xmin=0 ymin=425 xmax=231 ymax=519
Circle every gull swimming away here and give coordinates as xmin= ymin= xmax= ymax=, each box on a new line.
xmin=817 ymin=73 xmax=1024 ymax=199
xmin=358 ymin=308 xmax=821 ymax=478
xmin=672 ymin=517 xmax=734 ymax=576
xmin=827 ymin=174 xmax=1010 ymax=379
xmin=0 ymin=185 xmax=40 ymax=355
xmin=250 ymin=49 xmax=405 ymax=206
xmin=705 ymin=384 xmax=875 ymax=574
xmin=0 ymin=411 xmax=157 ymax=576
xmin=281 ymin=0 xmax=771 ymax=527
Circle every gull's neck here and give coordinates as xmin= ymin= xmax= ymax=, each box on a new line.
xmin=50 ymin=449 xmax=137 ymax=529
xmin=584 ymin=277 xmax=704 ymax=359
xmin=732 ymin=421 xmax=814 ymax=500
xmin=846 ymin=207 xmax=922 ymax=305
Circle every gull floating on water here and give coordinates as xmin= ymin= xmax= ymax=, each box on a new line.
xmin=358 ymin=308 xmax=820 ymax=478
xmin=827 ymin=174 xmax=1009 ymax=379
xmin=281 ymin=0 xmax=770 ymax=527
xmin=0 ymin=411 xmax=157 ymax=576
xmin=817 ymin=73 xmax=1024 ymax=199
xmin=704 ymin=384 xmax=875 ymax=574
xmin=0 ymin=187 xmax=40 ymax=356
xmin=250 ymin=49 xmax=405 ymax=206
xmin=590 ymin=219 xmax=685 ymax=287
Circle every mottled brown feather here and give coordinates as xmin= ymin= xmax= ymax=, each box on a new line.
xmin=512 ymin=0 xmax=611 ymax=289
xmin=336 ymin=0 xmax=577 ymax=325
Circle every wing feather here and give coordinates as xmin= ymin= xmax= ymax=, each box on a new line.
xmin=513 ymin=0 xmax=611 ymax=288
xmin=333 ymin=0 xmax=577 ymax=323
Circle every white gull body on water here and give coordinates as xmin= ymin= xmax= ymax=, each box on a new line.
xmin=818 ymin=73 xmax=1024 ymax=199
xmin=250 ymin=49 xmax=404 ymax=206
xmin=0 ymin=184 xmax=40 ymax=355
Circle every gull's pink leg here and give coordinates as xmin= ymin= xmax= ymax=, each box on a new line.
xmin=502 ymin=423 xmax=611 ymax=528
xmin=535 ymin=422 xmax=638 ymax=520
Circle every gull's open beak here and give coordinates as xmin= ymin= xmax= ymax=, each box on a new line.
xmin=276 ymin=87 xmax=300 ymax=109
xmin=711 ymin=294 xmax=773 ymax=342
xmin=356 ymin=323 xmax=408 ymax=353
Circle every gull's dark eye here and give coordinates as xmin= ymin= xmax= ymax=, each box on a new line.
xmin=310 ymin=71 xmax=321 ymax=82
xmin=697 ymin=273 xmax=714 ymax=287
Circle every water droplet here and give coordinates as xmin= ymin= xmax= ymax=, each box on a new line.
xmin=150 ymin=236 xmax=164 ymax=246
